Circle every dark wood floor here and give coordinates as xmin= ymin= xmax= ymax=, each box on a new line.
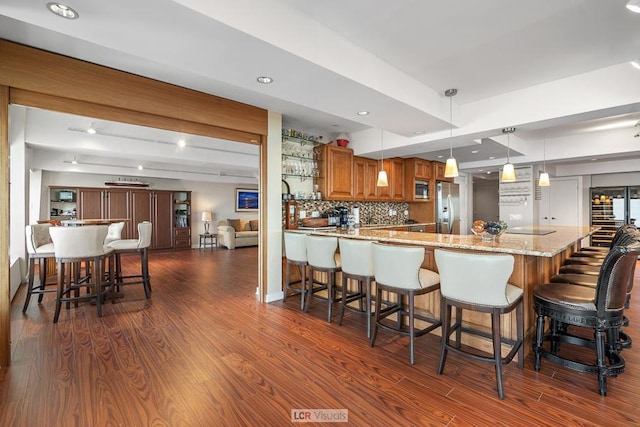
xmin=1 ymin=248 xmax=639 ymax=426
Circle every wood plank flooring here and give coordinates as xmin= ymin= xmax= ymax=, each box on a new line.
xmin=1 ymin=248 xmax=639 ymax=426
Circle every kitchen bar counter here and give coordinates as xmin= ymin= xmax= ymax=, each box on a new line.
xmin=293 ymin=225 xmax=597 ymax=356
xmin=301 ymin=225 xmax=594 ymax=257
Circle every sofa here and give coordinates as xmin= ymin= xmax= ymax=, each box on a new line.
xmin=217 ymin=219 xmax=259 ymax=249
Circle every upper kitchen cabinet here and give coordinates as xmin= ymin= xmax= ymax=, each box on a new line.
xmin=315 ymin=144 xmax=354 ymax=200
xmin=353 ymin=156 xmax=379 ymax=200
xmin=404 ymin=158 xmax=432 ymax=202
xmin=78 ymin=188 xmax=132 ymax=238
xmin=377 ymin=158 xmax=405 ymax=201
xmin=433 ymin=161 xmax=452 ymax=182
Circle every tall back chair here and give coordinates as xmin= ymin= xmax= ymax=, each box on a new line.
xmin=104 ymin=221 xmax=126 ymax=245
xmin=49 ymin=225 xmax=114 ymax=323
xmin=283 ymin=232 xmax=309 ymax=309
xmin=371 ymin=243 xmax=441 ymax=364
xmin=23 ymin=224 xmax=56 ymax=313
xmin=534 ymin=241 xmax=640 ymax=396
xmin=305 ymin=235 xmax=342 ymax=322
xmin=107 ymin=221 xmax=153 ymax=298
xmin=434 ymin=249 xmax=522 ymax=399
xmin=338 ymin=238 xmax=376 ymax=338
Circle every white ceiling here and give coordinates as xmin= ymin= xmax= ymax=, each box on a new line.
xmin=2 ymin=0 xmax=640 ymax=182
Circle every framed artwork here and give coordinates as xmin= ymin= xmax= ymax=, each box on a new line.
xmin=235 ymin=188 xmax=259 ymax=211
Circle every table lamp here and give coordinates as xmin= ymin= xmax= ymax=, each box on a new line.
xmin=202 ymin=211 xmax=213 ymax=234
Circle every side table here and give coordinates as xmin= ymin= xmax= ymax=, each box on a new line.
xmin=199 ymin=233 xmax=217 ymax=249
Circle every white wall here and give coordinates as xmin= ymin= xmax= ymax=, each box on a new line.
xmin=9 ymin=106 xmax=27 ymax=299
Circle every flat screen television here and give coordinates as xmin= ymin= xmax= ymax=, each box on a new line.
xmin=58 ymin=191 xmax=75 ymax=202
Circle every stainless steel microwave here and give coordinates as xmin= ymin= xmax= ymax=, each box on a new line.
xmin=415 ymin=180 xmax=429 ymax=199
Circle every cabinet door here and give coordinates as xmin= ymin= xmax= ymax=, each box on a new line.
xmin=104 ymin=190 xmax=132 ymax=238
xmin=391 ymin=158 xmax=405 ymax=201
xmin=376 ymin=159 xmax=392 ymax=200
xmin=325 ymin=146 xmax=353 ymax=200
xmin=433 ymin=161 xmax=451 ymax=182
xmin=364 ymin=159 xmax=379 ymax=200
xmin=353 ymin=157 xmax=367 ymax=200
xmin=130 ymin=190 xmax=152 ymax=240
xmin=416 ymin=159 xmax=431 ymax=179
xmin=153 ymin=191 xmax=174 ymax=250
xmin=540 ymin=178 xmax=579 ymax=227
xmin=78 ymin=188 xmax=104 ymax=219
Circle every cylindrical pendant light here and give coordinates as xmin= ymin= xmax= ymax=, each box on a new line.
xmin=377 ymin=129 xmax=388 ymax=187
xmin=539 ymin=139 xmax=550 ymax=187
xmin=444 ymin=89 xmax=459 ymax=178
xmin=501 ymin=127 xmax=516 ymax=182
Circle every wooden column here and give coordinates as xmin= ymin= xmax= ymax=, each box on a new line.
xmin=0 ymin=85 xmax=10 ymax=368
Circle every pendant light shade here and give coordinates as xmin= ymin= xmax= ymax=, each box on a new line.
xmin=538 ymin=172 xmax=550 ymax=187
xmin=538 ymin=139 xmax=550 ymax=187
xmin=500 ymin=127 xmax=516 ymax=182
xmin=444 ymin=88 xmax=459 ymax=178
xmin=377 ymin=129 xmax=388 ymax=187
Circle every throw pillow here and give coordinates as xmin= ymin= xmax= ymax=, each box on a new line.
xmin=249 ymin=220 xmax=259 ymax=231
xmin=227 ymin=219 xmax=242 ymax=232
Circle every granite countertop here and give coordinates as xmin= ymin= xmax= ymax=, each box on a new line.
xmin=296 ymin=225 xmax=596 ymax=257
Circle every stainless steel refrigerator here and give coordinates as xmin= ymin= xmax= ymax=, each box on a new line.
xmin=436 ymin=181 xmax=461 ymax=234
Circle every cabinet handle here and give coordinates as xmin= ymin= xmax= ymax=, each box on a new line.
xmin=543 ymin=216 xmax=548 ymax=220
xmin=551 ymin=217 xmax=557 ymax=220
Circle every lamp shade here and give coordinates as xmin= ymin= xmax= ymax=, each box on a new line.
xmin=501 ymin=163 xmax=516 ymax=182
xmin=201 ymin=211 xmax=213 ymax=222
xmin=627 ymin=0 xmax=640 ymax=13
xmin=538 ymin=172 xmax=550 ymax=187
xmin=444 ymin=157 xmax=459 ymax=178
xmin=376 ymin=170 xmax=389 ymax=187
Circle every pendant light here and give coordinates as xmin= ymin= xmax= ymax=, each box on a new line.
xmin=501 ymin=127 xmax=516 ymax=182
xmin=444 ymin=88 xmax=459 ymax=178
xmin=539 ymin=139 xmax=550 ymax=187
xmin=377 ymin=129 xmax=388 ymax=187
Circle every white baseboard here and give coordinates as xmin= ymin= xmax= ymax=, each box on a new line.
xmin=9 ymin=258 xmax=23 ymax=302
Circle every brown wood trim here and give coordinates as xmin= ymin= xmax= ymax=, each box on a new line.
xmin=0 ymin=85 xmax=10 ymax=368
xmin=10 ymin=89 xmax=262 ymax=145
xmin=0 ymin=40 xmax=267 ymax=135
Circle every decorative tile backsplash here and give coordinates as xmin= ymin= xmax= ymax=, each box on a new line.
xmin=285 ymin=200 xmax=409 ymax=226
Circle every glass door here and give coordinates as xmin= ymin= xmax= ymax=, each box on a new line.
xmin=590 ymin=187 xmax=626 ymax=247
xmin=628 ymin=186 xmax=640 ymax=226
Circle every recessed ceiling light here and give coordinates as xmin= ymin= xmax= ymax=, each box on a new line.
xmin=471 ymin=150 xmax=479 ymax=154
xmin=71 ymin=156 xmax=78 ymax=165
xmin=357 ymin=111 xmax=369 ymax=116
xmin=47 ymin=2 xmax=79 ymax=19
xmin=138 ymin=164 xmax=144 ymax=170
xmin=178 ymin=139 xmax=186 ymax=148
xmin=631 ymin=60 xmax=640 ymax=70
xmin=489 ymin=156 xmax=496 ymax=160
xmin=627 ymin=0 xmax=640 ymax=13
xmin=414 ymin=130 xmax=425 ymax=135
xmin=256 ymin=76 xmax=273 ymax=84
xmin=87 ymin=123 xmax=97 ymax=134
xmin=437 ymin=155 xmax=444 ymax=159
xmin=591 ymin=158 xmax=598 ymax=161
xmin=486 ymin=171 xmax=492 ymax=175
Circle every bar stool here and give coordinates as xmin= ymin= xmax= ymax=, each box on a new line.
xmin=434 ymin=249 xmax=523 ymax=399
xmin=305 ymin=235 xmax=342 ymax=322
xmin=23 ymin=224 xmax=56 ymax=313
xmin=106 ymin=221 xmax=152 ymax=298
xmin=49 ymin=225 xmax=114 ymax=323
xmin=370 ymin=243 xmax=441 ymax=365
xmin=283 ymin=231 xmax=309 ymax=309
xmin=337 ymin=238 xmax=376 ymax=338
xmin=104 ymin=221 xmax=125 ymax=245
xmin=534 ymin=242 xmax=640 ymax=395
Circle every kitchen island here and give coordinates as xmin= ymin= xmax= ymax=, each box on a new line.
xmin=298 ymin=225 xmax=596 ymax=356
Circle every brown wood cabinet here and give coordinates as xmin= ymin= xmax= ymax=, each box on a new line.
xmin=316 ymin=144 xmax=354 ymax=200
xmin=353 ymin=156 xmax=379 ymax=200
xmin=78 ymin=188 xmax=133 ymax=238
xmin=377 ymin=158 xmax=405 ymax=201
xmin=404 ymin=158 xmax=433 ymax=202
xmin=130 ymin=189 xmax=174 ymax=250
xmin=433 ymin=161 xmax=452 ymax=182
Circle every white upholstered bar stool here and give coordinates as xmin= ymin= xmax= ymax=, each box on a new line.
xmin=49 ymin=225 xmax=114 ymax=323
xmin=23 ymin=224 xmax=56 ymax=313
xmin=370 ymin=243 xmax=441 ymax=364
xmin=338 ymin=238 xmax=375 ymax=338
xmin=106 ymin=221 xmax=152 ymax=298
xmin=104 ymin=221 xmax=125 ymax=245
xmin=283 ymin=231 xmax=309 ymax=309
xmin=434 ymin=249 xmax=523 ymax=399
xmin=305 ymin=235 xmax=342 ymax=322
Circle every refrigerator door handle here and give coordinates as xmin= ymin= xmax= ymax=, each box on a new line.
xmin=447 ymin=193 xmax=454 ymax=235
